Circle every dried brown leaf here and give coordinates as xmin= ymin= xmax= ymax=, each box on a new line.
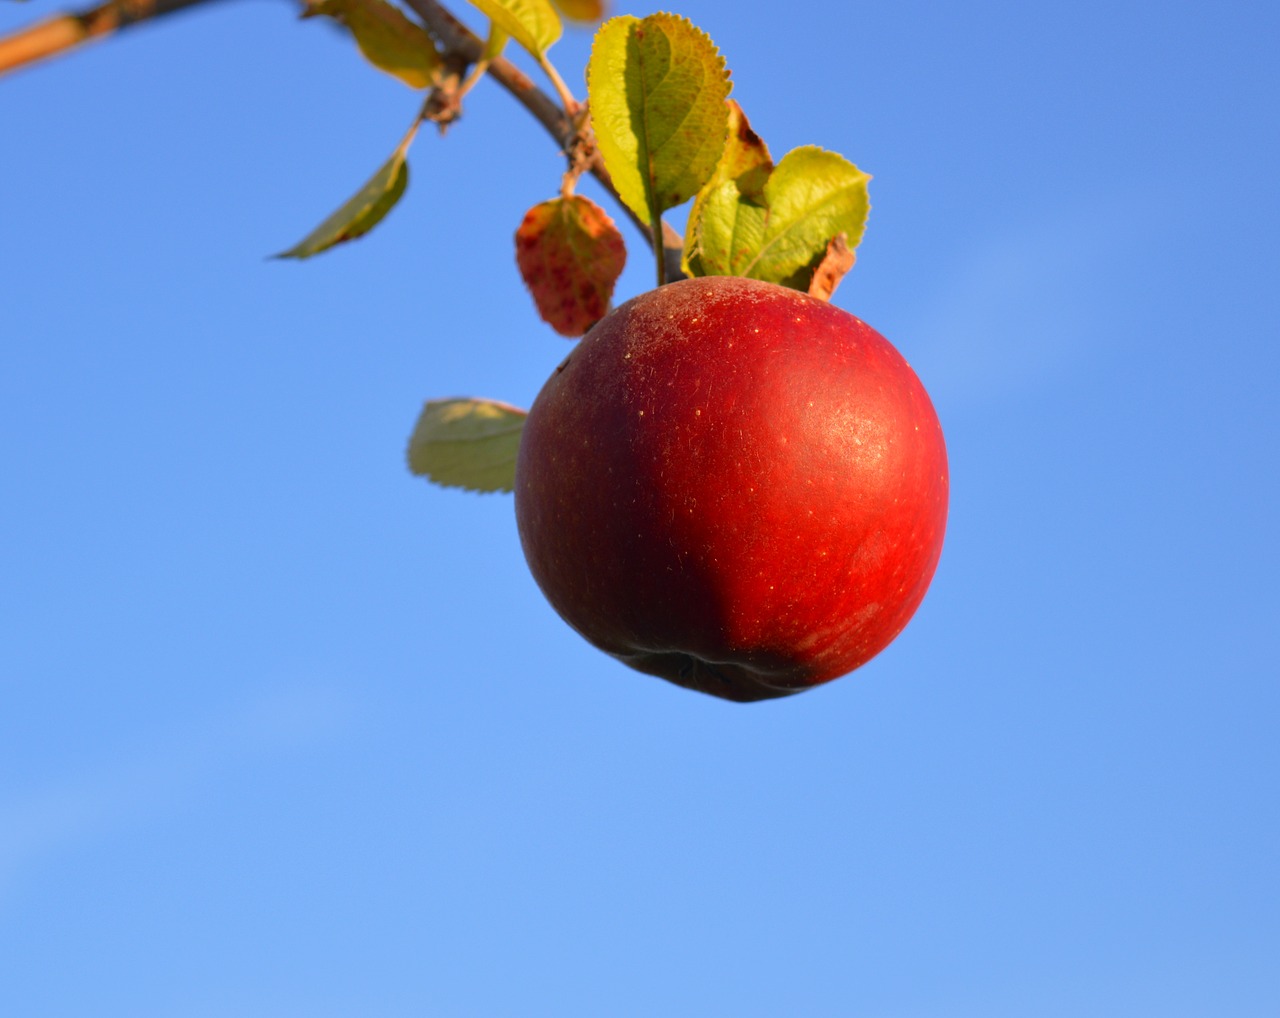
xmin=807 ymin=232 xmax=856 ymax=302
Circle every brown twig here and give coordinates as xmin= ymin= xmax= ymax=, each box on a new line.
xmin=0 ymin=0 xmax=686 ymax=277
xmin=0 ymin=0 xmax=220 ymax=77
xmin=401 ymin=0 xmax=684 ymax=278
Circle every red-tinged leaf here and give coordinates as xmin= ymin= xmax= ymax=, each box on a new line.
xmin=515 ymin=195 xmax=626 ymax=337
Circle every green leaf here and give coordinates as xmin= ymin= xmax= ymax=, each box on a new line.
xmin=587 ymin=13 xmax=730 ymax=227
xmin=304 ymin=0 xmax=440 ymax=89
xmin=274 ymin=123 xmax=418 ymax=260
xmin=684 ymin=145 xmax=871 ymax=291
xmin=746 ymin=146 xmax=871 ymax=289
xmin=466 ymin=0 xmax=561 ymax=58
xmin=682 ymin=99 xmax=771 ymax=276
xmin=683 ymin=178 xmax=767 ymax=279
xmin=515 ymin=195 xmax=626 ymax=337
xmin=406 ymin=398 xmax=527 ymax=493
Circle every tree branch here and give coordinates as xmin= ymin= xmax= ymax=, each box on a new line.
xmin=0 ymin=0 xmax=222 ymax=78
xmin=0 ymin=0 xmax=687 ymax=279
xmin=401 ymin=0 xmax=684 ymax=280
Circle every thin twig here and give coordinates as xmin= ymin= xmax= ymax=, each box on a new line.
xmin=0 ymin=0 xmax=220 ymax=78
xmin=0 ymin=0 xmax=687 ymax=279
xmin=401 ymin=0 xmax=684 ymax=278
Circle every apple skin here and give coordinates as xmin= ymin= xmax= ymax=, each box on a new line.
xmin=515 ymin=276 xmax=948 ymax=702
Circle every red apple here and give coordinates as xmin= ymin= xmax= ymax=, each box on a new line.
xmin=515 ymin=276 xmax=948 ymax=702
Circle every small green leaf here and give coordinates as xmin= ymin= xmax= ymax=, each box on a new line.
xmin=515 ymin=195 xmax=626 ymax=336
xmin=684 ymin=145 xmax=871 ymax=291
xmin=407 ymin=398 xmax=527 ymax=493
xmin=274 ymin=123 xmax=418 ymax=260
xmin=305 ymin=0 xmax=440 ymax=89
xmin=587 ymin=13 xmax=730 ymax=228
xmin=746 ymin=146 xmax=871 ymax=289
xmin=466 ymin=0 xmax=561 ymax=58
xmin=683 ymin=178 xmax=767 ymax=278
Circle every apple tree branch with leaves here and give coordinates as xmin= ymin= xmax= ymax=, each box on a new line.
xmin=0 ymin=0 xmax=948 ymax=702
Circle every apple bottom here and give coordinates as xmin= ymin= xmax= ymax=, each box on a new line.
xmin=609 ymin=649 xmax=828 ymax=704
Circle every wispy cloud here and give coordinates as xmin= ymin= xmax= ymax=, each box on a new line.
xmin=0 ymin=683 xmax=353 ymax=902
xmin=904 ymin=197 xmax=1155 ymax=410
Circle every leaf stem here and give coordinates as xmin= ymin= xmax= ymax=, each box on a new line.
xmin=537 ymin=53 xmax=578 ymax=115
xmin=456 ymin=57 xmax=492 ymax=99
xmin=652 ymin=215 xmax=667 ymax=287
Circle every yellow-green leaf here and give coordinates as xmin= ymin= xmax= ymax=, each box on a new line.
xmin=587 ymin=13 xmax=730 ymax=227
xmin=274 ymin=123 xmax=418 ymax=260
xmin=305 ymin=0 xmax=440 ymax=89
xmin=683 ymin=100 xmax=772 ymax=276
xmin=685 ymin=145 xmax=871 ymax=291
xmin=551 ymin=0 xmax=605 ymax=23
xmin=466 ymin=0 xmax=561 ymax=58
xmin=683 ymin=178 xmax=767 ymax=278
xmin=406 ymin=398 xmax=527 ymax=493
xmin=746 ymin=146 xmax=871 ymax=289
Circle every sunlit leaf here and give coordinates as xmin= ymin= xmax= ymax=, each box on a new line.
xmin=683 ymin=178 xmax=767 ymax=279
xmin=684 ymin=145 xmax=870 ymax=291
xmin=683 ymin=100 xmax=771 ymax=276
xmin=406 ymin=398 xmax=527 ymax=493
xmin=746 ymin=146 xmax=870 ymax=289
xmin=466 ymin=0 xmax=561 ymax=58
xmin=305 ymin=0 xmax=440 ymax=89
xmin=515 ymin=195 xmax=626 ymax=337
xmin=274 ymin=123 xmax=418 ymax=260
xmin=587 ymin=13 xmax=730 ymax=227
xmin=710 ymin=100 xmax=772 ymax=200
xmin=551 ymin=0 xmax=605 ymax=23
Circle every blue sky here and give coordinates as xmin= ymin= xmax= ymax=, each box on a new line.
xmin=1 ymin=0 xmax=1277 ymax=1014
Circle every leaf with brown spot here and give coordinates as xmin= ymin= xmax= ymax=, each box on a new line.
xmin=807 ymin=232 xmax=856 ymax=301
xmin=683 ymin=100 xmax=772 ymax=276
xmin=515 ymin=195 xmax=626 ymax=337
xmin=713 ymin=100 xmax=773 ymax=200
